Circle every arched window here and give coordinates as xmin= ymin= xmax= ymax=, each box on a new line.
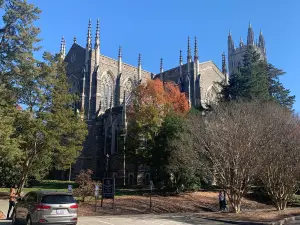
xmin=206 ymin=86 xmax=218 ymax=106
xmin=122 ymin=79 xmax=134 ymax=101
xmin=100 ymin=72 xmax=114 ymax=110
xmin=128 ymin=173 xmax=134 ymax=186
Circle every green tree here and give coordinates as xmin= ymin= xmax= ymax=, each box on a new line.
xmin=267 ymin=64 xmax=295 ymax=109
xmin=46 ymin=54 xmax=88 ymax=170
xmin=14 ymin=54 xmax=87 ymax=192
xmin=151 ymin=113 xmax=185 ymax=185
xmin=220 ymin=46 xmax=295 ymax=109
xmin=221 ymin=46 xmax=269 ymax=102
xmin=0 ymin=0 xmax=41 ymax=187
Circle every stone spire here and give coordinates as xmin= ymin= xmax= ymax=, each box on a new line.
xmin=222 ymin=52 xmax=228 ymax=84
xmin=118 ymin=46 xmax=122 ymax=73
xmin=137 ymin=53 xmax=142 ymax=84
xmin=179 ymin=50 xmax=183 ymax=79
xmin=258 ymin=29 xmax=266 ymax=51
xmin=85 ymin=19 xmax=92 ymax=65
xmin=60 ymin=36 xmax=66 ymax=59
xmin=160 ymin=58 xmax=164 ymax=81
xmin=73 ymin=36 xmax=77 ymax=44
xmin=187 ymin=75 xmax=191 ymax=108
xmin=228 ymin=30 xmax=234 ymax=53
xmin=239 ymin=36 xmax=244 ymax=47
xmin=94 ymin=18 xmax=100 ymax=67
xmin=179 ymin=49 xmax=183 ymax=66
xmin=115 ymin=46 xmax=122 ymax=106
xmin=194 ymin=36 xmax=198 ymax=61
xmin=187 ymin=36 xmax=192 ymax=63
xmin=86 ymin=18 xmax=92 ymax=50
xmin=81 ymin=67 xmax=86 ymax=113
xmin=247 ymin=22 xmax=254 ymax=46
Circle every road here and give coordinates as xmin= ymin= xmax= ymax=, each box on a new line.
xmin=0 ymin=199 xmax=237 ymax=225
xmin=2 ymin=199 xmax=299 ymax=225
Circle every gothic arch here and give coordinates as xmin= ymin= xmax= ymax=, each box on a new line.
xmin=100 ymin=70 xmax=115 ymax=110
xmin=68 ymin=74 xmax=79 ymax=94
xmin=121 ymin=78 xmax=134 ymax=100
xmin=205 ymin=85 xmax=219 ymax=106
xmin=128 ymin=173 xmax=134 ymax=186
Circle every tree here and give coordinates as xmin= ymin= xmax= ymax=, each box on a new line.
xmin=258 ymin=104 xmax=300 ymax=210
xmin=151 ymin=113 xmax=188 ymax=188
xmin=0 ymin=0 xmax=40 ymax=175
xmin=0 ymin=1 xmax=87 ymax=191
xmin=0 ymin=0 xmax=41 ymax=85
xmin=46 ymin=54 xmax=88 ymax=170
xmin=220 ymin=46 xmax=294 ymax=109
xmin=164 ymin=114 xmax=203 ymax=192
xmin=73 ymin=170 xmax=99 ymax=202
xmin=14 ymin=54 xmax=87 ymax=192
xmin=188 ymin=101 xmax=266 ymax=213
xmin=126 ymin=79 xmax=189 ymax=165
xmin=220 ymin=46 xmax=269 ymax=102
xmin=267 ymin=64 xmax=295 ymax=109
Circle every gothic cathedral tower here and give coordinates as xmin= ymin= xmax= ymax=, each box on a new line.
xmin=228 ymin=23 xmax=266 ymax=75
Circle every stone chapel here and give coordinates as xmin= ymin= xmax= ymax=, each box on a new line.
xmin=57 ymin=19 xmax=227 ymax=185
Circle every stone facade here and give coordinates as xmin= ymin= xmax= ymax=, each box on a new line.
xmin=228 ymin=23 xmax=266 ymax=75
xmin=57 ymin=19 xmax=226 ymax=185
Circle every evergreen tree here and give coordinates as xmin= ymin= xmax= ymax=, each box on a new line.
xmin=221 ymin=46 xmax=269 ymax=102
xmin=0 ymin=1 xmax=87 ymax=191
xmin=220 ymin=46 xmax=295 ymax=109
xmin=14 ymin=53 xmax=87 ymax=192
xmin=267 ymin=64 xmax=295 ymax=109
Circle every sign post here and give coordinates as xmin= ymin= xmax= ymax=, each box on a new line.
xmin=149 ymin=180 xmax=153 ymax=209
xmin=94 ymin=184 xmax=100 ymax=212
xmin=101 ymin=178 xmax=115 ymax=209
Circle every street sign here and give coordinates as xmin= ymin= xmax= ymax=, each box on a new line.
xmin=101 ymin=178 xmax=115 ymax=208
xmin=102 ymin=178 xmax=115 ymax=199
xmin=68 ymin=185 xmax=73 ymax=193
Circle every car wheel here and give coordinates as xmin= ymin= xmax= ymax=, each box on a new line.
xmin=26 ymin=216 xmax=32 ymax=225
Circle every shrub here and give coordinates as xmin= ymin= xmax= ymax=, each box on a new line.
xmin=73 ymin=170 xmax=101 ymax=202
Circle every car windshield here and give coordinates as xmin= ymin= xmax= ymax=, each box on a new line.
xmin=41 ymin=195 xmax=76 ymax=204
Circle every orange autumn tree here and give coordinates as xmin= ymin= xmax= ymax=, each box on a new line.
xmin=126 ymin=78 xmax=189 ymax=164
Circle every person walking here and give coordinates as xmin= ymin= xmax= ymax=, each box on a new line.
xmin=7 ymin=184 xmax=17 ymax=220
xmin=218 ymin=191 xmax=224 ymax=211
xmin=223 ymin=191 xmax=227 ymax=211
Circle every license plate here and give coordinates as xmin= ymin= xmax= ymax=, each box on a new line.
xmin=56 ymin=209 xmax=67 ymax=215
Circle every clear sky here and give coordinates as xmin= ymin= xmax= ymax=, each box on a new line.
xmin=29 ymin=0 xmax=300 ymax=111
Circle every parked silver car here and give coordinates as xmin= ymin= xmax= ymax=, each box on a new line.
xmin=12 ymin=191 xmax=78 ymax=225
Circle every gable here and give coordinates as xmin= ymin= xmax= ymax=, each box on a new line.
xmin=65 ymin=43 xmax=86 ymax=78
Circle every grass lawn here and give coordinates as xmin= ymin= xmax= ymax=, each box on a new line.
xmin=0 ymin=180 xmax=76 ymax=194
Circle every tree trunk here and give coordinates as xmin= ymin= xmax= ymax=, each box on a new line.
xmin=17 ymin=156 xmax=34 ymax=195
xmin=232 ymin=200 xmax=241 ymax=213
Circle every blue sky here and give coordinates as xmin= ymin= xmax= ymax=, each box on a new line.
xmin=29 ymin=0 xmax=300 ymax=111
